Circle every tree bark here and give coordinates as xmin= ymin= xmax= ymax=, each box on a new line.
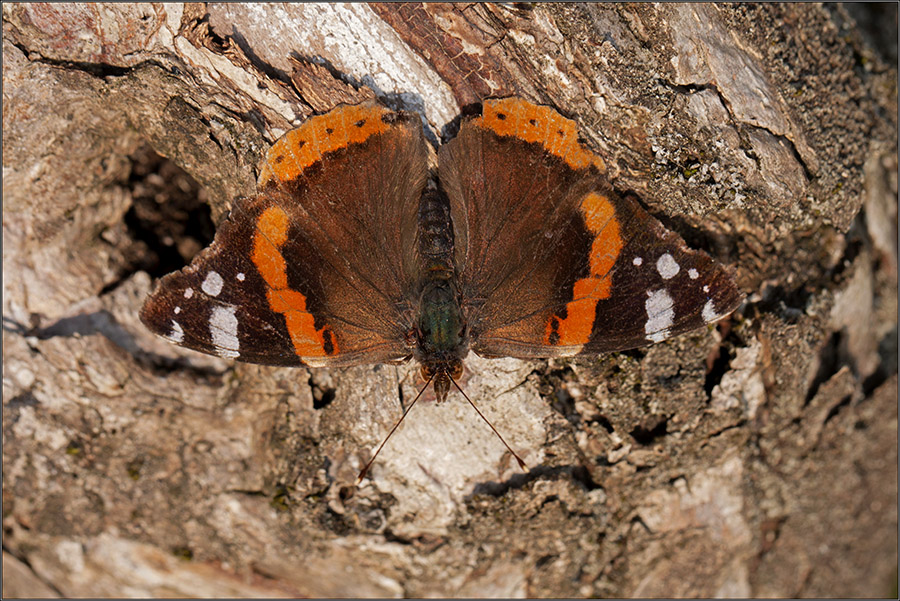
xmin=3 ymin=3 xmax=897 ymax=597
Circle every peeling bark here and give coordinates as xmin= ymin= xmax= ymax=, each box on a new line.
xmin=3 ymin=3 xmax=897 ymax=597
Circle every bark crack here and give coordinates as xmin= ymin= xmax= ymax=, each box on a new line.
xmin=6 ymin=36 xmax=167 ymax=79
xmin=470 ymin=463 xmax=601 ymax=498
xmin=658 ymin=77 xmax=812 ymax=180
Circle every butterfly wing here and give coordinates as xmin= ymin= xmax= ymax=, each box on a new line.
xmin=439 ymin=98 xmax=742 ymax=359
xmin=141 ymin=102 xmax=428 ymax=366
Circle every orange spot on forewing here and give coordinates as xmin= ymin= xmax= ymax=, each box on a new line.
xmin=517 ymin=102 xmax=549 ymax=144
xmin=544 ymin=193 xmax=623 ymax=346
xmin=257 ymin=204 xmax=289 ymax=243
xmin=477 ymin=98 xmax=606 ymax=173
xmin=342 ymin=104 xmax=392 ymax=144
xmin=252 ymin=206 xmax=335 ymax=356
xmin=581 ymin=192 xmax=615 ymax=231
xmin=479 ymin=99 xmax=518 ymax=137
xmin=582 ymin=193 xmax=621 ymax=277
xmin=253 ymin=205 xmax=290 ymax=288
xmin=283 ymin=311 xmax=327 ymax=356
xmin=590 ymin=228 xmax=620 ymax=278
xmin=268 ymin=288 xmax=308 ymax=314
xmin=310 ymin=109 xmax=349 ymax=155
xmin=259 ymin=103 xmax=392 ymax=188
xmin=552 ymin=298 xmax=595 ymax=346
xmin=544 ymin=110 xmax=576 ymax=157
xmin=263 ymin=128 xmax=317 ymax=185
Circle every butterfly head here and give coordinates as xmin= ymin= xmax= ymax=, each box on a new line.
xmin=421 ymin=359 xmax=464 ymax=403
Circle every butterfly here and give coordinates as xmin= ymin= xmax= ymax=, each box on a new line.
xmin=140 ymin=98 xmax=742 ymax=474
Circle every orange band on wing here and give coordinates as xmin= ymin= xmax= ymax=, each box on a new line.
xmin=545 ymin=192 xmax=623 ymax=346
xmin=475 ymin=98 xmax=606 ymax=173
xmin=258 ymin=103 xmax=394 ymax=187
xmin=252 ymin=206 xmax=336 ymax=357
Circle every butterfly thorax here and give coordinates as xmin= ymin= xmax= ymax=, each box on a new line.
xmin=413 ymin=183 xmax=467 ymax=401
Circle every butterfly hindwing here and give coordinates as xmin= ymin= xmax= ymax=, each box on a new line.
xmin=439 ymin=98 xmax=742 ymax=358
xmin=141 ymin=102 xmax=428 ymax=366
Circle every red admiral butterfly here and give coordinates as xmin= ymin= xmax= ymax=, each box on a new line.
xmin=141 ymin=98 xmax=742 ymax=473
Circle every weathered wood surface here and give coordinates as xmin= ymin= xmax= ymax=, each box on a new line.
xmin=3 ymin=3 xmax=897 ymax=597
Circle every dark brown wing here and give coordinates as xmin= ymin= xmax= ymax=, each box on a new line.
xmin=141 ymin=102 xmax=428 ymax=366
xmin=438 ymin=98 xmax=742 ymax=359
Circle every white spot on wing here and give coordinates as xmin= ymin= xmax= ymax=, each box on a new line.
xmin=702 ymin=299 xmax=721 ymax=323
xmin=703 ymin=285 xmax=710 ymax=293
xmin=645 ymin=289 xmax=675 ymax=342
xmin=688 ymin=268 xmax=699 ymax=279
xmin=210 ymin=305 xmax=240 ymax=359
xmin=167 ymin=320 xmax=184 ymax=343
xmin=656 ymin=253 xmax=680 ymax=280
xmin=202 ymin=271 xmax=224 ymax=297
xmin=633 ymin=256 xmax=643 ymax=266
xmin=236 ymin=272 xmax=245 ymax=281
xmin=174 ymin=306 xmax=181 ymax=314
xmin=184 ymin=288 xmax=194 ymax=299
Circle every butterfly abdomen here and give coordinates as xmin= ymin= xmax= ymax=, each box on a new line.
xmin=413 ymin=183 xmax=467 ymax=364
xmin=416 ymin=183 xmax=455 ymax=274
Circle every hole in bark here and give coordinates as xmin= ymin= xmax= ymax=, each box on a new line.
xmin=536 ymin=554 xmax=557 ymax=568
xmin=270 ymin=484 xmax=291 ymax=512
xmin=123 ymin=143 xmax=214 ymax=278
xmin=630 ymin=415 xmax=668 ymax=445
xmin=661 ymin=212 xmax=742 ymax=262
xmin=619 ymin=348 xmax=646 ymax=361
xmin=310 ymin=379 xmax=336 ymax=410
xmin=823 ymin=394 xmax=854 ymax=425
xmin=541 ymin=366 xmax=581 ymax=426
xmin=594 ymin=455 xmax=613 ymax=467
xmin=6 ymin=391 xmax=38 ymax=412
xmin=594 ymin=414 xmax=614 ymax=434
xmin=704 ymin=340 xmax=735 ymax=397
xmin=319 ymin=506 xmax=352 ymax=536
xmin=805 ymin=329 xmax=849 ymax=405
xmin=862 ymin=327 xmax=898 ymax=395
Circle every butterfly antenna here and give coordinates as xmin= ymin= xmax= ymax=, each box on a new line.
xmin=356 ymin=372 xmax=435 ymax=484
xmin=451 ymin=377 xmax=527 ymax=471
